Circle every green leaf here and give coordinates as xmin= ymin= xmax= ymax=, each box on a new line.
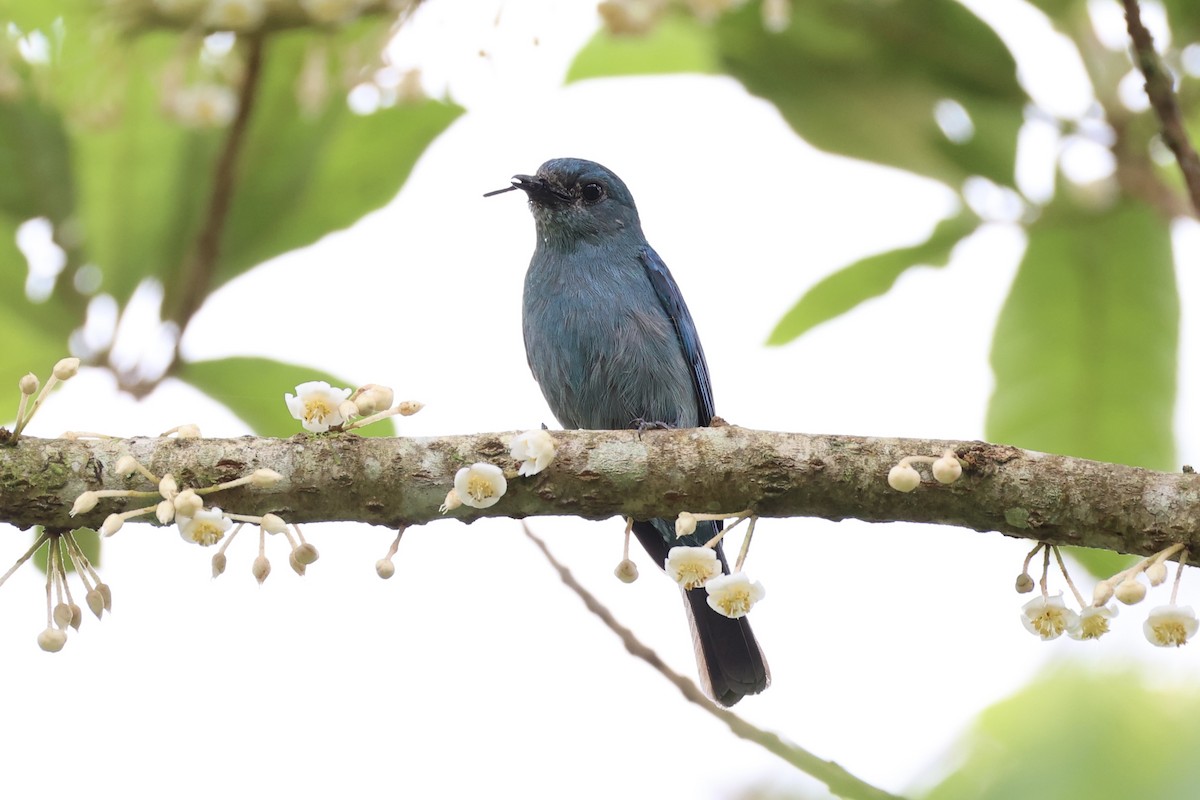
xmin=210 ymin=30 xmax=464 ymax=288
xmin=70 ymin=32 xmax=223 ymax=304
xmin=923 ymin=666 xmax=1200 ymax=800
xmin=767 ymin=211 xmax=977 ymax=344
xmin=715 ymin=0 xmax=1027 ymax=187
xmin=32 ymin=527 xmax=101 ymax=574
xmin=176 ymin=356 xmax=396 ymax=437
xmin=0 ymin=90 xmax=75 ymax=224
xmin=986 ymin=198 xmax=1177 ymax=471
xmin=566 ymin=13 xmax=720 ymax=82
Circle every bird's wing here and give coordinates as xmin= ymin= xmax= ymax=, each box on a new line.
xmin=638 ymin=246 xmax=715 ymax=425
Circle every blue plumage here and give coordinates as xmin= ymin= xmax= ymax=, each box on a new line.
xmin=500 ymin=157 xmax=769 ymax=706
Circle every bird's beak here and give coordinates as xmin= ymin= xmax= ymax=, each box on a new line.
xmin=512 ymin=174 xmax=572 ymax=205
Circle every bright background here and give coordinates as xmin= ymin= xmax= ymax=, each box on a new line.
xmin=3 ymin=1 xmax=1200 ymax=798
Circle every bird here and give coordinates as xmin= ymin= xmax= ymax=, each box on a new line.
xmin=486 ymin=157 xmax=769 ymax=706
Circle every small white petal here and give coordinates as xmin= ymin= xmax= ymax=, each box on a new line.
xmin=453 ymin=463 xmax=507 ymax=509
xmin=705 ymin=572 xmax=766 ymax=619
xmin=510 ymin=429 xmax=556 ymax=477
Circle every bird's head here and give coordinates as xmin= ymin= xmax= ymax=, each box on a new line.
xmin=488 ymin=158 xmax=642 ymax=245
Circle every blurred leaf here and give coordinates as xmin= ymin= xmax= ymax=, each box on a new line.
xmin=0 ymin=90 xmax=75 ymax=223
xmin=767 ymin=211 xmax=977 ymax=345
xmin=986 ymin=198 xmax=1177 ymax=470
xmin=32 ymin=527 xmax=101 ymax=574
xmin=71 ymin=32 xmax=223 ymax=304
xmin=0 ymin=0 xmax=91 ymax=30
xmin=177 ymin=356 xmax=396 ymax=437
xmin=922 ymin=666 xmax=1200 ymax=800
xmin=566 ymin=12 xmax=720 ymax=82
xmin=0 ymin=217 xmax=76 ymax=413
xmin=212 ymin=30 xmax=464 ymax=288
xmin=715 ymin=0 xmax=1026 ymax=187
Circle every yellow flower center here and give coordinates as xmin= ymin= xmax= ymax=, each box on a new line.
xmin=1030 ymin=609 xmax=1067 ymax=638
xmin=1153 ymin=621 xmax=1191 ymax=646
xmin=191 ymin=521 xmax=225 ymax=547
xmin=466 ymin=475 xmax=494 ymax=502
xmin=1078 ymin=615 xmax=1110 ymax=640
xmin=676 ymin=565 xmax=712 ymax=590
xmin=716 ymin=589 xmax=753 ymax=617
xmin=304 ymin=399 xmax=333 ymax=424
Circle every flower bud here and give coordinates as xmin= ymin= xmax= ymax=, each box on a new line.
xmin=289 ymin=551 xmax=306 ymax=576
xmin=932 ymin=452 xmax=962 ymax=484
xmin=887 ymin=463 xmax=921 ymax=492
xmin=38 ymin=627 xmax=67 ymax=652
xmin=1115 ymin=577 xmax=1147 ymax=605
xmin=1093 ymin=581 xmax=1114 ymax=606
xmin=52 ymin=357 xmax=80 ymax=380
xmin=250 ymin=468 xmax=283 ymax=488
xmin=174 ymin=488 xmax=203 ymax=516
xmin=97 ymin=582 xmax=112 ymax=611
xmin=439 ymin=489 xmax=462 ymax=513
xmin=115 ymin=455 xmax=140 ymax=476
xmin=1014 ymin=572 xmax=1034 ymax=593
xmin=68 ymin=603 xmax=82 ymax=630
xmin=70 ymin=491 xmax=99 ymax=517
xmin=293 ymin=543 xmax=319 ymax=565
xmin=53 ymin=602 xmax=73 ymax=630
xmin=156 ymin=500 xmax=175 ymax=525
xmin=1146 ymin=562 xmax=1168 ymax=587
xmin=338 ymin=399 xmax=360 ymax=421
xmin=376 ymin=558 xmax=396 ymax=579
xmin=349 ymin=384 xmax=395 ymax=416
xmin=86 ymin=589 xmax=104 ymax=619
xmin=261 ymin=513 xmax=287 ymax=534
xmin=398 ymin=400 xmax=423 ymax=416
xmin=675 ymin=512 xmax=697 ymax=538
xmin=252 ymin=555 xmax=271 ymax=584
xmin=614 ymin=558 xmax=639 ymax=583
xmin=212 ymin=552 xmax=227 ymax=578
xmin=19 ymin=373 xmax=38 ymax=395
xmin=158 ymin=473 xmax=178 ymax=500
xmin=175 ymin=424 xmax=201 ymax=438
xmin=100 ymin=514 xmax=123 ymax=537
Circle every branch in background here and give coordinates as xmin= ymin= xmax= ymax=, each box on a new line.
xmin=1 ymin=427 xmax=1196 ymax=561
xmin=1122 ymin=0 xmax=1200 ymax=217
xmin=522 ymin=524 xmax=906 ymax=800
xmin=166 ymin=33 xmax=266 ymax=337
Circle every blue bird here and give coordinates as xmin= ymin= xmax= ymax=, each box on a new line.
xmin=488 ymin=157 xmax=769 ymax=706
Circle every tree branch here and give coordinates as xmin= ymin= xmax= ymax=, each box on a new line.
xmin=1122 ymin=0 xmax=1200 ymax=217
xmin=522 ymin=524 xmax=905 ymax=800
xmin=1 ymin=425 xmax=1196 ymax=559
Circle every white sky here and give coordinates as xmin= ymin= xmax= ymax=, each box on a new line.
xmin=4 ymin=1 xmax=1200 ymax=798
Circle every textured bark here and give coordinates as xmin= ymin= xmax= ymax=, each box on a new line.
xmin=1 ymin=424 xmax=1197 ymax=558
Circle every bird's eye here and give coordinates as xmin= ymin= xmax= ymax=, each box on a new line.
xmin=581 ymin=182 xmax=605 ymax=204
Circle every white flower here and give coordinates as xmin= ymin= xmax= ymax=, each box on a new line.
xmin=887 ymin=463 xmax=921 ymax=492
xmin=665 ymin=546 xmax=721 ymax=590
xmin=177 ymin=507 xmax=233 ymax=547
xmin=349 ymin=384 xmax=394 ymax=416
xmin=300 ymin=0 xmax=365 ymax=24
xmin=203 ymin=0 xmax=267 ymax=30
xmin=285 ymin=381 xmax=353 ymax=432
xmin=1144 ymin=605 xmax=1200 ymax=647
xmin=705 ymin=572 xmax=766 ymax=619
xmin=510 ymin=429 xmax=556 ymax=477
xmin=172 ymin=84 xmax=238 ymax=128
xmin=1069 ymin=604 xmax=1118 ymax=640
xmin=1020 ymin=593 xmax=1079 ymax=640
xmin=453 ymin=463 xmax=507 ymax=509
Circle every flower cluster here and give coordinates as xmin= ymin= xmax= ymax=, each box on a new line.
xmin=1016 ymin=542 xmax=1193 ymax=646
xmin=664 ymin=509 xmax=765 ymax=620
xmin=285 ymin=380 xmax=422 ymax=434
xmin=7 ymin=357 xmax=81 ymax=441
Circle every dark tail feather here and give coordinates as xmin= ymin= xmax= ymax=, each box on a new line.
xmin=632 ymin=519 xmax=770 ymax=706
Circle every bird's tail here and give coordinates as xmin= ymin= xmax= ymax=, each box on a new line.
xmin=632 ymin=519 xmax=770 ymax=706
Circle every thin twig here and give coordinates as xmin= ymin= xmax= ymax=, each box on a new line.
xmin=521 ymin=522 xmax=905 ymax=800
xmin=1122 ymin=0 xmax=1200 ymax=216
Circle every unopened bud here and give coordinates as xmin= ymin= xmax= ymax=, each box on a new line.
xmin=932 ymin=452 xmax=962 ymax=484
xmin=97 ymin=582 xmax=112 ymax=611
xmin=1093 ymin=581 xmax=1114 ymax=606
xmin=19 ymin=373 xmax=38 ymax=395
xmin=887 ymin=463 xmax=921 ymax=493
xmin=614 ymin=558 xmax=639 ymax=583
xmin=175 ymin=424 xmax=201 ymax=438
xmin=338 ymin=399 xmax=360 ymax=420
xmin=174 ymin=488 xmax=203 ymax=516
xmin=212 ymin=552 xmax=227 ymax=578
xmin=675 ymin=512 xmax=697 ymax=538
xmin=52 ymin=357 xmax=80 ymax=380
xmin=289 ymin=551 xmax=306 ymax=576
xmin=158 ymin=473 xmax=178 ymax=500
xmin=70 ymin=491 xmax=99 ymax=517
xmin=293 ymin=542 xmax=319 ymax=565
xmin=252 ymin=555 xmax=271 ymax=584
xmin=261 ymin=513 xmax=287 ymax=534
xmin=68 ymin=603 xmax=82 ymax=630
xmin=100 ymin=514 xmax=123 ymax=537
xmin=86 ymin=589 xmax=104 ymax=619
xmin=376 ymin=558 xmax=395 ymax=579
xmin=1115 ymin=577 xmax=1147 ymax=605
xmin=398 ymin=400 xmax=423 ymax=416
xmin=156 ymin=500 xmax=175 ymax=525
xmin=38 ymin=627 xmax=67 ymax=652
xmin=1014 ymin=572 xmax=1034 ymax=593
xmin=439 ymin=489 xmax=461 ymax=514
xmin=53 ymin=602 xmax=73 ymax=630
xmin=250 ymin=468 xmax=283 ymax=488
xmin=115 ymin=455 xmax=140 ymax=476
xmin=350 ymin=384 xmax=395 ymax=416
xmin=1146 ymin=562 xmax=1169 ymax=586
